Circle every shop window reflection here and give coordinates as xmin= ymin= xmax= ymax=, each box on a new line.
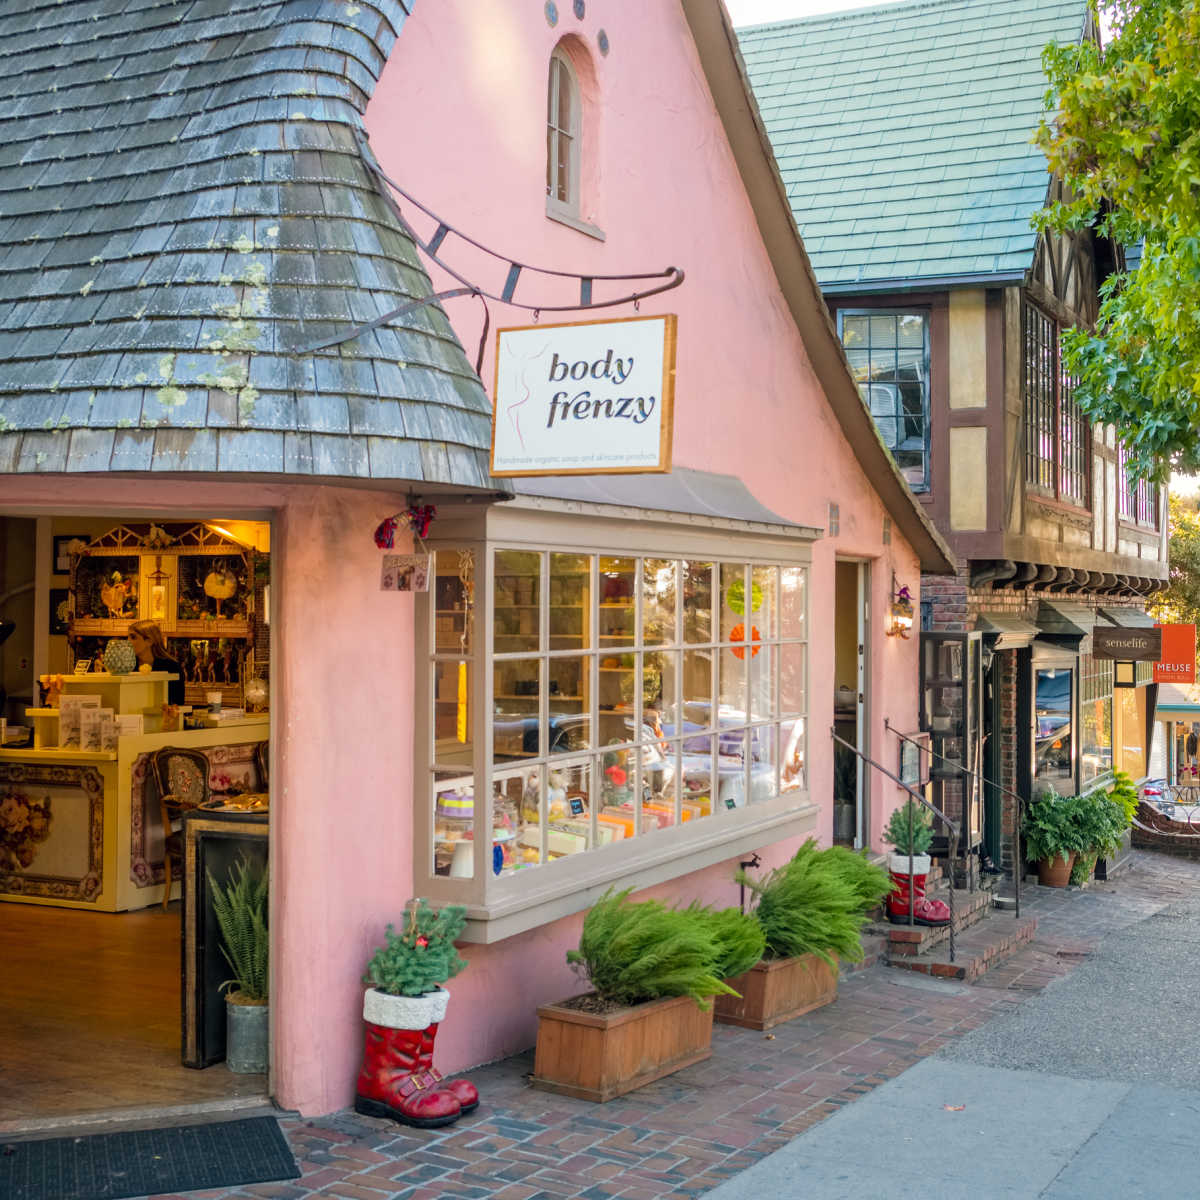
xmin=1034 ymin=667 xmax=1074 ymax=790
xmin=426 ymin=547 xmax=811 ymax=890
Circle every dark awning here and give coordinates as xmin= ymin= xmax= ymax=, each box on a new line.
xmin=974 ymin=612 xmax=1039 ymax=650
xmin=1034 ymin=601 xmax=1112 ymax=654
xmin=1099 ymin=607 xmax=1157 ymax=629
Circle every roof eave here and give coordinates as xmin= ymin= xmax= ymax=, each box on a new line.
xmin=680 ymin=0 xmax=956 ymax=576
xmin=821 ymin=269 xmax=1029 ymax=296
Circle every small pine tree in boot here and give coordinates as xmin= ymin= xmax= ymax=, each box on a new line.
xmin=357 ymin=901 xmax=475 ymax=1126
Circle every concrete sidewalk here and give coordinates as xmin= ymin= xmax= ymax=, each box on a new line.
xmin=702 ymin=1058 xmax=1200 ymax=1200
xmin=149 ymin=851 xmax=1200 ymax=1200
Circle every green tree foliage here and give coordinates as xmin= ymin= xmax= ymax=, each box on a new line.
xmin=1036 ymin=0 xmax=1200 ymax=479
xmin=363 ymin=900 xmax=467 ymax=997
xmin=566 ymin=889 xmax=737 ymax=1009
xmin=736 ymin=839 xmax=892 ymax=967
xmin=208 ymin=855 xmax=269 ymax=1003
xmin=1148 ymin=494 xmax=1200 ymax=627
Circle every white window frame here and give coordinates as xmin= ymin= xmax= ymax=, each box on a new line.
xmin=414 ymin=499 xmax=818 ymax=944
xmin=545 ymin=47 xmax=604 ymax=240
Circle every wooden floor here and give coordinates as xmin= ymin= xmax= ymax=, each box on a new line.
xmin=0 ymin=901 xmax=265 ymax=1127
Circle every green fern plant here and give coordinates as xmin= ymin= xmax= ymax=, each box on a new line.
xmin=820 ymin=844 xmax=896 ymax=912
xmin=736 ymin=839 xmax=889 ymax=967
xmin=684 ymin=903 xmax=766 ymax=979
xmin=1106 ymin=771 xmax=1139 ymax=828
xmin=566 ymin=889 xmax=737 ymax=1010
xmin=363 ymin=900 xmax=467 ymax=997
xmin=208 ymin=855 xmax=268 ymax=1004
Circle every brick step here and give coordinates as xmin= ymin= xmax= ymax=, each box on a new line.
xmin=884 ymin=912 xmax=1038 ymax=982
xmin=884 ymin=888 xmax=993 ymax=956
xmin=843 ymin=930 xmax=889 ymax=974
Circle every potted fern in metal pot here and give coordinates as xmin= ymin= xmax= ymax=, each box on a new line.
xmin=532 ymin=889 xmax=762 ymax=1102
xmin=718 ymin=839 xmax=892 ymax=1030
xmin=208 ymin=854 xmax=268 ymax=1074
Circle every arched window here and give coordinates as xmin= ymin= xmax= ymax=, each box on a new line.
xmin=546 ymin=49 xmax=581 ymax=219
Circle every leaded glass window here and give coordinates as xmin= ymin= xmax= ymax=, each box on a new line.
xmin=840 ymin=311 xmax=930 ymax=491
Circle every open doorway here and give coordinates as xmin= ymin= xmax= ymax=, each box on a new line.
xmin=833 ymin=560 xmax=868 ymax=847
xmin=0 ymin=513 xmax=272 ymax=1133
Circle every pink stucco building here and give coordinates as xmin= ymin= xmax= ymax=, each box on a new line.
xmin=0 ymin=0 xmax=951 ymax=1125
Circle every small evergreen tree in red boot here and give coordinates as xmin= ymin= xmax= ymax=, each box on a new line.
xmin=356 ymin=900 xmax=478 ymax=1127
xmin=883 ymin=801 xmax=949 ymax=926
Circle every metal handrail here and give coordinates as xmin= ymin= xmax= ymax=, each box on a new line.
xmin=885 ymin=721 xmax=1032 ymax=919
xmin=831 ymin=728 xmax=959 ymax=962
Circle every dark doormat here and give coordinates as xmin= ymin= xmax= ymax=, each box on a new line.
xmin=0 ymin=1115 xmax=301 ymax=1200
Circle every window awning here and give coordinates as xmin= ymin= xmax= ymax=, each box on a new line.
xmin=515 ymin=468 xmax=824 ymax=538
xmin=1034 ymin=601 xmax=1112 ymax=652
xmin=1156 ymin=683 xmax=1200 ymax=714
xmin=974 ymin=612 xmax=1039 ymax=650
xmin=1099 ymin=607 xmax=1157 ymax=629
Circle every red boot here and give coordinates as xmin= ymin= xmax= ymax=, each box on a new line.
xmin=911 ymin=871 xmax=951 ymax=927
xmin=355 ymin=1022 xmax=462 ymax=1128
xmin=418 ymin=1024 xmax=479 ymax=1115
xmin=886 ymin=854 xmax=950 ymax=927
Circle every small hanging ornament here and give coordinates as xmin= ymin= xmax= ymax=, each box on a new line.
xmin=373 ymin=504 xmax=437 ymax=548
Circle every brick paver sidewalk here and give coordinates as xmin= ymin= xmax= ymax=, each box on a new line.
xmin=157 ymin=850 xmax=1200 ymax=1200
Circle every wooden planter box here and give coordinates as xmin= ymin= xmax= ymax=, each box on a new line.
xmin=531 ymin=993 xmax=713 ymax=1102
xmin=713 ymin=954 xmax=838 ymax=1030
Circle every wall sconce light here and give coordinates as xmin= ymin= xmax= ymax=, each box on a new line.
xmin=887 ymin=575 xmax=914 ymax=639
xmin=1114 ymin=660 xmax=1136 ymax=688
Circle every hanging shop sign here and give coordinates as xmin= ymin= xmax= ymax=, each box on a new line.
xmin=491 ymin=314 xmax=676 ymax=476
xmin=1092 ymin=626 xmax=1162 ymax=662
xmin=1154 ymin=624 xmax=1197 ymax=684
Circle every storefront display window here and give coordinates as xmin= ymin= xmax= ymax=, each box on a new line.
xmin=1034 ymin=665 xmax=1074 ymax=792
xmin=1114 ymin=685 xmax=1148 ymax=781
xmin=418 ymin=529 xmax=813 ymax=941
xmin=1080 ymin=654 xmax=1113 ymax=787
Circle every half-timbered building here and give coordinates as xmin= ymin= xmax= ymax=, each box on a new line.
xmin=740 ymin=0 xmax=1168 ymax=875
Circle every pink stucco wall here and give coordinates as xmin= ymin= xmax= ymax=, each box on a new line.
xmin=354 ymin=0 xmax=923 ymax=1103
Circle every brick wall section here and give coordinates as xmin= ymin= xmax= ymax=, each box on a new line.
xmin=1132 ymin=802 xmax=1200 ymax=859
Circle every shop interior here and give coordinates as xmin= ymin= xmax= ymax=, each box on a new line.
xmin=0 ymin=514 xmax=271 ymax=1129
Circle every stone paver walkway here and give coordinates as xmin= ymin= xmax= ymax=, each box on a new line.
xmin=147 ymin=850 xmax=1200 ymax=1200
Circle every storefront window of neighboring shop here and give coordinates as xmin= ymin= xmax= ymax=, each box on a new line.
xmin=1034 ymin=665 xmax=1074 ymax=793
xmin=1080 ymin=654 xmax=1113 ymax=787
xmin=1114 ymin=685 xmax=1148 ymax=780
xmin=420 ymin=546 xmax=810 ymax=925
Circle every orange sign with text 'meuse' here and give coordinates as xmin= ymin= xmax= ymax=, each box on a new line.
xmin=1154 ymin=624 xmax=1197 ymax=684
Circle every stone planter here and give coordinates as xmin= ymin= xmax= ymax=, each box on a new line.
xmin=1036 ymin=851 xmax=1076 ymax=888
xmin=225 ymin=993 xmax=268 ymax=1074
xmin=714 ymin=953 xmax=838 ymax=1031
xmin=532 ymin=993 xmax=713 ymax=1102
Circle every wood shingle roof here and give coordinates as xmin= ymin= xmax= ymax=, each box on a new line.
xmin=0 ymin=0 xmax=503 ymax=485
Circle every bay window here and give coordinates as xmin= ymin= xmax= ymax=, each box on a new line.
xmin=417 ymin=505 xmax=816 ymax=942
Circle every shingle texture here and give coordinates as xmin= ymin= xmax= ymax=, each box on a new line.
xmin=738 ymin=0 xmax=1087 ymax=291
xmin=0 ymin=0 xmax=502 ymax=485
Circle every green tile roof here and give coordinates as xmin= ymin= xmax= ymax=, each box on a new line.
xmin=738 ymin=0 xmax=1088 ymax=291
